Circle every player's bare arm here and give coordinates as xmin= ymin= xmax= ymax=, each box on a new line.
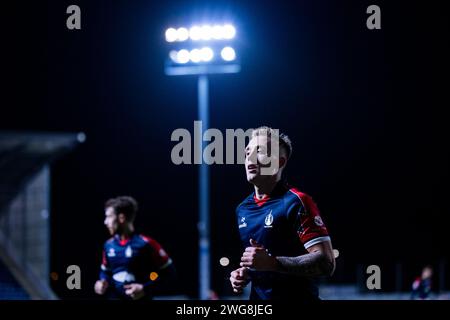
xmin=240 ymin=239 xmax=335 ymax=277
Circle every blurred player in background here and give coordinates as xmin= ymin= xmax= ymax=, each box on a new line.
xmin=94 ymin=196 xmax=175 ymax=300
xmin=230 ymin=127 xmax=335 ymax=300
xmin=411 ymin=265 xmax=433 ymax=300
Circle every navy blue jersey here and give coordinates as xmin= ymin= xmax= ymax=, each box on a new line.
xmin=411 ymin=277 xmax=432 ymax=300
xmin=236 ymin=182 xmax=331 ymax=300
xmin=99 ymin=233 xmax=172 ymax=299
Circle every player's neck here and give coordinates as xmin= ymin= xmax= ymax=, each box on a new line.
xmin=119 ymin=224 xmax=134 ymax=240
xmin=253 ymin=177 xmax=280 ymax=200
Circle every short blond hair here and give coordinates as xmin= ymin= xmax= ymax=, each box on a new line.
xmin=251 ymin=126 xmax=292 ymax=160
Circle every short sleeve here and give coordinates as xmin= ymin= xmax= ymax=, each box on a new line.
xmin=99 ymin=245 xmax=112 ymax=281
xmin=290 ymin=190 xmax=331 ymax=250
xmin=141 ymin=235 xmax=172 ymax=270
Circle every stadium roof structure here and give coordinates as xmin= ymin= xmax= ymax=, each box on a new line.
xmin=0 ymin=131 xmax=83 ymax=216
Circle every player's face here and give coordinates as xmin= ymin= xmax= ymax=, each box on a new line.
xmin=422 ymin=267 xmax=433 ymax=279
xmin=245 ymin=136 xmax=275 ymax=183
xmin=104 ymin=207 xmax=119 ymax=235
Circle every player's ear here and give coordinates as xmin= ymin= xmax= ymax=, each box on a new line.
xmin=118 ymin=213 xmax=126 ymax=224
xmin=279 ymin=156 xmax=287 ymax=169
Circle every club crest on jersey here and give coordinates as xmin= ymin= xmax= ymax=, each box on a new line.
xmin=264 ymin=210 xmax=273 ymax=228
xmin=125 ymin=246 xmax=133 ymax=258
xmin=107 ymin=248 xmax=116 ymax=257
xmin=239 ymin=217 xmax=247 ymax=229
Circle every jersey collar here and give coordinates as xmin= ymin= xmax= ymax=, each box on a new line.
xmin=114 ymin=233 xmax=134 ymax=246
xmin=252 ymin=180 xmax=288 ymax=207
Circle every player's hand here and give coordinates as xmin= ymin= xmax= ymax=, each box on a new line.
xmin=240 ymin=239 xmax=279 ymax=271
xmin=124 ymin=283 xmax=145 ymax=300
xmin=94 ymin=279 xmax=109 ymax=295
xmin=229 ymin=267 xmax=250 ymax=293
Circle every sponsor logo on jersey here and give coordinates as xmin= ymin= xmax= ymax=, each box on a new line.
xmin=112 ymin=271 xmax=136 ymax=283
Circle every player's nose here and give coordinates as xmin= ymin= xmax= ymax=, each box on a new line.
xmin=246 ymin=149 xmax=258 ymax=163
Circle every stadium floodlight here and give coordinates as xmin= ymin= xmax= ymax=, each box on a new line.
xmin=189 ymin=26 xmax=202 ymax=40
xmin=165 ymin=28 xmax=177 ymax=42
xmin=223 ymin=24 xmax=236 ymax=39
xmin=211 ymin=25 xmax=224 ymax=39
xmin=176 ymin=27 xmax=189 ymax=41
xmin=165 ymin=24 xmax=237 ymax=43
xmin=165 ymin=23 xmax=240 ymax=75
xmin=200 ymin=47 xmax=214 ymax=62
xmin=221 ymin=46 xmax=236 ymax=61
xmin=190 ymin=48 xmax=202 ymax=63
xmin=199 ymin=25 xmax=213 ymax=40
xmin=164 ymin=22 xmax=240 ymax=300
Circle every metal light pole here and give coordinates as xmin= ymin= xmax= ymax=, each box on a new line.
xmin=197 ymin=74 xmax=210 ymax=300
xmin=164 ymin=23 xmax=240 ymax=299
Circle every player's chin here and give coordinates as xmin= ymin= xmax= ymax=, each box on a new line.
xmin=246 ymin=173 xmax=260 ymax=183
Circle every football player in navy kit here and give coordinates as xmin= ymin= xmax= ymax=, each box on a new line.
xmin=229 ymin=127 xmax=336 ymax=300
xmin=94 ymin=196 xmax=175 ymax=300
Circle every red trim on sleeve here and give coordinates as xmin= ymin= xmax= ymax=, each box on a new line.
xmin=140 ymin=235 xmax=151 ymax=243
xmin=102 ymin=249 xmax=108 ymax=266
xmin=289 ymin=188 xmax=329 ymax=245
xmin=140 ymin=235 xmax=170 ymax=268
xmin=289 ymin=188 xmax=307 ymax=201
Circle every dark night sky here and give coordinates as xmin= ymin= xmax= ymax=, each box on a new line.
xmin=1 ymin=0 xmax=449 ymax=298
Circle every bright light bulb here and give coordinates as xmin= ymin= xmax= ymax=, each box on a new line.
xmin=190 ymin=49 xmax=201 ymax=63
xmin=211 ymin=25 xmax=224 ymax=39
xmin=200 ymin=47 xmax=214 ymax=62
xmin=223 ymin=24 xmax=236 ymax=39
xmin=165 ymin=28 xmax=177 ymax=42
xmin=176 ymin=27 xmax=189 ymax=41
xmin=169 ymin=50 xmax=178 ymax=62
xmin=200 ymin=25 xmax=213 ymax=40
xmin=221 ymin=46 xmax=236 ymax=61
xmin=189 ymin=26 xmax=202 ymax=40
xmin=219 ymin=257 xmax=230 ymax=267
xmin=177 ymin=49 xmax=190 ymax=64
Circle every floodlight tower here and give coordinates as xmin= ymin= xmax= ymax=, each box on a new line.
xmin=164 ymin=23 xmax=240 ymax=299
